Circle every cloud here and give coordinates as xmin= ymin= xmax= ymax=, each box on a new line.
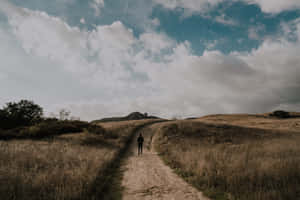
xmin=280 ymin=18 xmax=300 ymax=40
xmin=153 ymin=0 xmax=223 ymax=15
xmin=153 ymin=0 xmax=300 ymax=15
xmin=0 ymin=1 xmax=300 ymax=120
xmin=248 ymin=24 xmax=265 ymax=40
xmin=0 ymin=20 xmax=90 ymax=110
xmin=151 ymin=18 xmax=160 ymax=27
xmin=204 ymin=40 xmax=218 ymax=49
xmin=89 ymin=0 xmax=104 ymax=16
xmin=215 ymin=14 xmax=238 ymax=26
xmin=139 ymin=32 xmax=174 ymax=54
xmin=80 ymin=18 xmax=85 ymax=24
xmin=243 ymin=0 xmax=300 ymax=13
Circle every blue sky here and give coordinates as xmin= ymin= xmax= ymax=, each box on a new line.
xmin=0 ymin=0 xmax=300 ymax=120
xmin=8 ymin=0 xmax=300 ymax=53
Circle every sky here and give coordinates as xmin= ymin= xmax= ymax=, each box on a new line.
xmin=0 ymin=0 xmax=300 ymax=120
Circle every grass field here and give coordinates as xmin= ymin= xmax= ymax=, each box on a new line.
xmin=0 ymin=119 xmax=158 ymax=200
xmin=197 ymin=113 xmax=300 ymax=132
xmin=154 ymin=114 xmax=300 ymax=200
xmin=0 ymin=136 xmax=113 ymax=200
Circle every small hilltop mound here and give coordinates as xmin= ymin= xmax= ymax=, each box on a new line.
xmin=92 ymin=112 xmax=159 ymax=123
xmin=269 ymin=110 xmax=300 ymax=118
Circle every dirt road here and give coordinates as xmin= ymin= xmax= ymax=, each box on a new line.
xmin=121 ymin=124 xmax=209 ymax=200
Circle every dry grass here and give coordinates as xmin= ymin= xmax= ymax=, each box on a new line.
xmin=0 ymin=134 xmax=114 ymax=200
xmin=97 ymin=119 xmax=156 ymax=130
xmin=196 ymin=113 xmax=300 ymax=132
xmin=95 ymin=119 xmax=160 ymax=149
xmin=154 ymin=117 xmax=300 ymax=200
xmin=0 ymin=119 xmax=159 ymax=200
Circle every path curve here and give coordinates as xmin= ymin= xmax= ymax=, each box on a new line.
xmin=121 ymin=124 xmax=209 ymax=200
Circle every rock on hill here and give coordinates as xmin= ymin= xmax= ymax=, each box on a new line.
xmin=91 ymin=112 xmax=159 ymax=123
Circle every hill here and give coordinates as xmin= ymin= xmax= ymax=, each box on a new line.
xmin=153 ymin=111 xmax=300 ymax=200
xmin=91 ymin=112 xmax=160 ymax=123
xmin=194 ymin=111 xmax=300 ymax=132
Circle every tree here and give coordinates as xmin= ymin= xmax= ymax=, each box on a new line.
xmin=0 ymin=109 xmax=9 ymax=128
xmin=59 ymin=109 xmax=71 ymax=121
xmin=0 ymin=100 xmax=43 ymax=129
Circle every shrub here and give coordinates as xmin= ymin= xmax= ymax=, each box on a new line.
xmin=0 ymin=120 xmax=91 ymax=139
xmin=0 ymin=100 xmax=43 ymax=129
xmin=85 ymin=124 xmax=106 ymax=135
xmin=85 ymin=124 xmax=120 ymax=139
xmin=25 ymin=120 xmax=90 ymax=138
xmin=270 ymin=110 xmax=290 ymax=118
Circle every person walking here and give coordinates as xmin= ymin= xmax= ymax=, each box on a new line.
xmin=137 ymin=133 xmax=144 ymax=155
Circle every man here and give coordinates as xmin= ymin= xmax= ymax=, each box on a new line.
xmin=137 ymin=133 xmax=144 ymax=155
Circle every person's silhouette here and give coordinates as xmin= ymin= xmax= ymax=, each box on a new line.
xmin=137 ymin=133 xmax=144 ymax=155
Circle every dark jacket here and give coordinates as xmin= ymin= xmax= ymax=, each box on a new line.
xmin=137 ymin=136 xmax=144 ymax=144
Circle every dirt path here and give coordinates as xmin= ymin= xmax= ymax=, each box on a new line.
xmin=121 ymin=125 xmax=209 ymax=200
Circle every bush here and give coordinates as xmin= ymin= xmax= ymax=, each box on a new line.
xmin=85 ymin=124 xmax=106 ymax=135
xmin=270 ymin=110 xmax=290 ymax=118
xmin=24 ymin=120 xmax=90 ymax=138
xmin=0 ymin=100 xmax=43 ymax=129
xmin=85 ymin=124 xmax=120 ymax=139
xmin=0 ymin=120 xmax=91 ymax=139
xmin=0 ymin=110 xmax=10 ymax=129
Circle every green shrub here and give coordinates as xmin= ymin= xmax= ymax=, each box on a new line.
xmin=0 ymin=120 xmax=92 ymax=139
xmin=0 ymin=100 xmax=43 ymax=129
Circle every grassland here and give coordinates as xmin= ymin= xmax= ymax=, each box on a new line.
xmin=0 ymin=119 xmax=158 ymax=200
xmin=154 ymin=114 xmax=300 ymax=200
xmin=197 ymin=113 xmax=300 ymax=132
xmin=0 ymin=136 xmax=113 ymax=200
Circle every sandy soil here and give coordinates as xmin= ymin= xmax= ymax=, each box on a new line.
xmin=121 ymin=125 xmax=209 ymax=200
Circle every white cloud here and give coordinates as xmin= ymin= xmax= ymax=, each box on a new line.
xmin=89 ymin=0 xmax=104 ymax=16
xmin=80 ymin=18 xmax=85 ymax=24
xmin=150 ymin=18 xmax=160 ymax=27
xmin=153 ymin=0 xmax=223 ymax=15
xmin=1 ymin=0 xmax=300 ymax=120
xmin=243 ymin=0 xmax=300 ymax=13
xmin=154 ymin=0 xmax=300 ymax=15
xmin=248 ymin=24 xmax=265 ymax=40
xmin=215 ymin=14 xmax=238 ymax=26
xmin=139 ymin=32 xmax=174 ymax=54
xmin=281 ymin=18 xmax=300 ymax=40
xmin=205 ymin=40 xmax=218 ymax=49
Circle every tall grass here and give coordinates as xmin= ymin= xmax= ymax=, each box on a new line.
xmin=0 ymin=137 xmax=114 ymax=200
xmin=0 ymin=119 xmax=160 ymax=200
xmin=154 ymin=120 xmax=300 ymax=200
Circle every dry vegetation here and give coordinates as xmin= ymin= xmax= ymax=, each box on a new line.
xmin=154 ymin=115 xmax=300 ymax=200
xmin=0 ymin=136 xmax=113 ymax=200
xmin=0 ymin=119 xmax=158 ymax=200
xmin=196 ymin=113 xmax=300 ymax=132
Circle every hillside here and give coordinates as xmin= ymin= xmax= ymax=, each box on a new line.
xmin=0 ymin=118 xmax=161 ymax=200
xmin=153 ymin=112 xmax=300 ymax=200
xmin=91 ymin=112 xmax=159 ymax=123
xmin=2 ymin=109 xmax=300 ymax=200
xmin=194 ymin=111 xmax=300 ymax=132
